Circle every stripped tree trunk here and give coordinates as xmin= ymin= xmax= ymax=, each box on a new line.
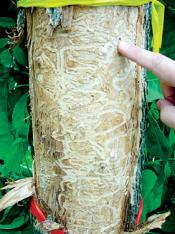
xmin=27 ymin=5 xmax=147 ymax=233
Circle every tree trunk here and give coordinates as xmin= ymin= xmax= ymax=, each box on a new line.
xmin=27 ymin=5 xmax=147 ymax=233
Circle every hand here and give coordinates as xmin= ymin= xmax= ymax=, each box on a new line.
xmin=117 ymin=41 xmax=175 ymax=129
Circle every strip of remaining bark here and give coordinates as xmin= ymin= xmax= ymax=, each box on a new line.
xmin=27 ymin=6 xmax=146 ymax=233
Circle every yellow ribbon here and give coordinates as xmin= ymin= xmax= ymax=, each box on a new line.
xmin=17 ymin=0 xmax=165 ymax=52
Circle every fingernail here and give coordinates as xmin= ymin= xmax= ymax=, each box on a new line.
xmin=117 ymin=41 xmax=131 ymax=52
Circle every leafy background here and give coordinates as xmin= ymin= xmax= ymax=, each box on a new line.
xmin=142 ymin=5 xmax=175 ymax=233
xmin=1 ymin=1 xmax=175 ymax=233
xmin=0 ymin=0 xmax=33 ymax=233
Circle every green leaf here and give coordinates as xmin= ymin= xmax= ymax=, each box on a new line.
xmin=12 ymin=93 xmax=30 ymax=138
xmin=0 ymin=138 xmax=25 ymax=176
xmin=0 ymin=206 xmax=14 ymax=223
xmin=0 ymin=231 xmax=21 ymax=234
xmin=0 ymin=64 xmax=9 ymax=79
xmin=0 ymin=49 xmax=12 ymax=68
xmin=146 ymin=111 xmax=172 ymax=161
xmin=168 ymin=129 xmax=175 ymax=149
xmin=8 ymin=85 xmax=28 ymax=116
xmin=169 ymin=159 xmax=175 ymax=176
xmin=164 ymin=162 xmax=171 ymax=179
xmin=0 ymin=214 xmax=29 ymax=229
xmin=0 ymin=17 xmax=16 ymax=28
xmin=13 ymin=45 xmax=27 ymax=67
xmin=0 ymin=89 xmax=30 ymax=176
xmin=141 ymin=161 xmax=170 ymax=222
xmin=0 ymin=39 xmax=8 ymax=49
xmin=22 ymin=223 xmax=33 ymax=234
xmin=0 ymin=80 xmax=13 ymax=162
xmin=21 ymin=147 xmax=32 ymax=176
xmin=141 ymin=172 xmax=164 ymax=222
xmin=147 ymin=71 xmax=163 ymax=102
xmin=161 ymin=211 xmax=175 ymax=233
xmin=0 ymin=205 xmax=29 ymax=230
xmin=150 ymin=101 xmax=160 ymax=120
xmin=0 ymin=93 xmax=30 ymax=175
xmin=142 ymin=170 xmax=157 ymax=200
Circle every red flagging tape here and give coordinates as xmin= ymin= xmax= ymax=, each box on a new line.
xmin=51 ymin=230 xmax=65 ymax=234
xmin=30 ymin=197 xmax=46 ymax=223
xmin=30 ymin=197 xmax=65 ymax=234
xmin=30 ymin=196 xmax=142 ymax=231
xmin=135 ymin=197 xmax=143 ymax=225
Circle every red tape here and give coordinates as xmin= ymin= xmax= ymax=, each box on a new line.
xmin=135 ymin=197 xmax=143 ymax=225
xmin=30 ymin=197 xmax=65 ymax=234
xmin=30 ymin=196 xmax=142 ymax=231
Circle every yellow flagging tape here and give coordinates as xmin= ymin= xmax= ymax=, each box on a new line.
xmin=17 ymin=0 xmax=165 ymax=52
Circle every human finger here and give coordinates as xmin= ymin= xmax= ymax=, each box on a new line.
xmin=117 ymin=41 xmax=175 ymax=87
xmin=161 ymin=83 xmax=175 ymax=100
xmin=157 ymin=99 xmax=175 ymax=129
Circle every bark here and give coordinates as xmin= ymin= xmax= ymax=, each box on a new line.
xmin=27 ymin=5 xmax=146 ymax=233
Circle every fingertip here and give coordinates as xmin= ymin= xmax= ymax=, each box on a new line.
xmin=156 ymin=99 xmax=168 ymax=110
xmin=117 ymin=40 xmax=131 ymax=54
xmin=157 ymin=99 xmax=174 ymax=109
xmin=157 ymin=99 xmax=175 ymax=129
xmin=117 ymin=41 xmax=145 ymax=65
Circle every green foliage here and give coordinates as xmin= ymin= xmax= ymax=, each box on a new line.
xmin=143 ymin=7 xmax=175 ymax=233
xmin=0 ymin=206 xmax=29 ymax=229
xmin=0 ymin=17 xmax=16 ymax=28
xmin=0 ymin=39 xmax=9 ymax=50
xmin=146 ymin=110 xmax=172 ymax=162
xmin=0 ymin=49 xmax=12 ymax=68
xmin=162 ymin=210 xmax=175 ymax=233
xmin=147 ymin=71 xmax=163 ymax=102
xmin=0 ymin=62 xmax=30 ymax=176
xmin=12 ymin=93 xmax=30 ymax=138
xmin=0 ymin=204 xmax=33 ymax=234
xmin=13 ymin=45 xmax=28 ymax=67
xmin=0 ymin=3 xmax=32 ymax=233
xmin=141 ymin=169 xmax=163 ymax=222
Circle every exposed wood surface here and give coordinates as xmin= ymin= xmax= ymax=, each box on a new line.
xmin=28 ymin=6 xmax=145 ymax=233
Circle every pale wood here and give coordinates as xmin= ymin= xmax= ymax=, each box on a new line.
xmin=27 ymin=6 xmax=145 ymax=233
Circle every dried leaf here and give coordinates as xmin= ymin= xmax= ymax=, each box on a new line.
xmin=125 ymin=212 xmax=170 ymax=234
xmin=0 ymin=177 xmax=34 ymax=212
